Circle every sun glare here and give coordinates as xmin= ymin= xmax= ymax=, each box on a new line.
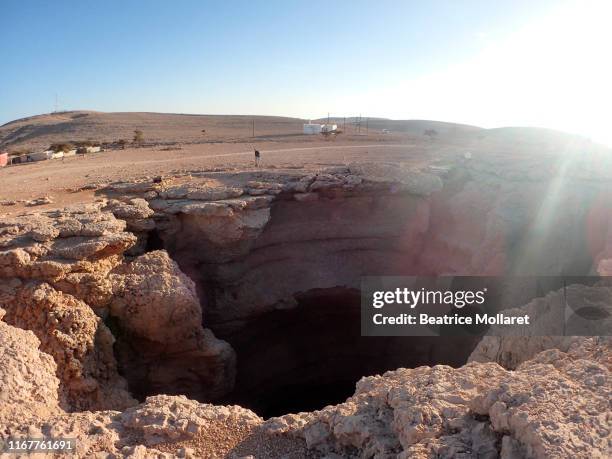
xmin=357 ymin=1 xmax=612 ymax=146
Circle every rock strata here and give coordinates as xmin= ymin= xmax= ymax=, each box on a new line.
xmin=0 ymin=202 xmax=234 ymax=412
xmin=0 ymin=316 xmax=608 ymax=458
xmin=0 ymin=161 xmax=610 ymax=457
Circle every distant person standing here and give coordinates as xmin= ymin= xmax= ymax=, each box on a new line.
xmin=254 ymin=149 xmax=261 ymax=167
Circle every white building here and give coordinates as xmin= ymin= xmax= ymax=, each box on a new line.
xmin=28 ymin=151 xmax=53 ymax=162
xmin=303 ymin=123 xmax=338 ymax=134
xmin=321 ymin=124 xmax=337 ymax=133
xmin=303 ymin=123 xmax=323 ymax=135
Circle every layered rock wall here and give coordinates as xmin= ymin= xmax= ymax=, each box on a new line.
xmin=97 ymin=159 xmax=612 ymax=335
xmin=1 ymin=157 xmax=610 ymax=457
xmin=0 ymin=203 xmax=234 ymax=411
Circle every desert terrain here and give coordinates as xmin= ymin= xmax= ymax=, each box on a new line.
xmin=0 ymin=111 xmax=482 ymax=151
xmin=0 ymin=111 xmax=602 ymax=216
xmin=0 ymin=112 xmax=611 ymax=458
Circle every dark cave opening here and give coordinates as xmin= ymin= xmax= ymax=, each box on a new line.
xmin=145 ymin=228 xmax=165 ymax=252
xmin=217 ymin=287 xmax=481 ymax=418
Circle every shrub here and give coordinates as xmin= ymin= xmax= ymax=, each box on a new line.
xmin=9 ymin=148 xmax=31 ymax=156
xmin=74 ymin=140 xmax=100 ymax=148
xmin=133 ymin=130 xmax=144 ymax=144
xmin=49 ymin=143 xmax=74 ymax=153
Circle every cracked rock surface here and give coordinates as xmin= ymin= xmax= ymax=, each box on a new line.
xmin=0 ymin=161 xmax=610 ymax=457
xmin=0 ymin=203 xmax=234 ymax=413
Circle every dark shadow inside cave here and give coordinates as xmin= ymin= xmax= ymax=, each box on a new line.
xmin=216 ymin=287 xmax=481 ymax=419
xmin=145 ymin=228 xmax=165 ymax=252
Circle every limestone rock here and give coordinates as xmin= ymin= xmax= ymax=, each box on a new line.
xmin=25 ymin=195 xmax=54 ymax=206
xmin=348 ymin=162 xmax=443 ymax=195
xmin=0 ymin=314 xmax=61 ymax=422
xmin=264 ymin=341 xmax=611 ymax=458
xmin=109 ymin=251 xmax=204 ymax=344
xmin=109 ymin=251 xmax=236 ymax=402
xmin=0 ymin=162 xmax=611 ymax=458
xmin=0 ymin=281 xmax=135 ymax=411
xmin=470 ymin=342 xmax=611 ymax=458
xmin=121 ymin=395 xmax=261 ymax=445
xmin=469 ymin=282 xmax=612 ymax=369
xmin=106 ymin=198 xmax=155 ymax=220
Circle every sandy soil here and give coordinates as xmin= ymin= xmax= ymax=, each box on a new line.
xmin=2 ymin=111 xmax=606 ymax=217
xmin=0 ymin=135 xmax=464 ymax=216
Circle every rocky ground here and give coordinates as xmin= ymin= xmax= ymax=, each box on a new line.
xmin=0 ymin=140 xmax=425 ymax=216
xmin=1 ymin=308 xmax=610 ymax=458
xmin=0 ymin=157 xmax=611 ymax=458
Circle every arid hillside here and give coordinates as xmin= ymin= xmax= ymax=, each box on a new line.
xmin=1 ymin=111 xmax=481 ymax=152
xmin=0 ymin=111 xmax=309 ymax=151
xmin=2 ymin=111 xmax=600 ymax=158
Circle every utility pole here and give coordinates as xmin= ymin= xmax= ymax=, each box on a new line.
xmin=343 ymin=117 xmax=346 ymax=131
xmin=252 ymin=119 xmax=255 ymax=137
xmin=54 ymin=93 xmax=58 ymax=113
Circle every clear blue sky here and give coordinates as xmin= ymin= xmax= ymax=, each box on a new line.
xmin=2 ymin=1 xmax=609 ymax=144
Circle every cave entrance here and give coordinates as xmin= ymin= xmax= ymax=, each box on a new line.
xmin=145 ymin=228 xmax=164 ymax=252
xmin=217 ymin=287 xmax=480 ymax=419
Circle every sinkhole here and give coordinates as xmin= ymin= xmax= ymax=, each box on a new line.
xmin=214 ymin=287 xmax=481 ymax=418
xmin=112 ymin=184 xmax=602 ymax=419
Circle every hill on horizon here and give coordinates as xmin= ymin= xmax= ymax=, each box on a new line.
xmin=0 ymin=110 xmax=601 ymax=153
xmin=0 ymin=110 xmax=488 ymax=152
xmin=0 ymin=111 xmax=311 ymax=152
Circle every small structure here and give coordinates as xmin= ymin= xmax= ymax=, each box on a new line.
xmin=321 ymin=124 xmax=337 ymax=133
xmin=0 ymin=152 xmax=8 ymax=168
xmin=28 ymin=151 xmax=53 ymax=162
xmin=9 ymin=155 xmax=25 ymax=165
xmin=303 ymin=123 xmax=338 ymax=135
xmin=74 ymin=145 xmax=100 ymax=156
xmin=303 ymin=123 xmax=323 ymax=135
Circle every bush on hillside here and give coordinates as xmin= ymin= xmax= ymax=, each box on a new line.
xmin=8 ymin=148 xmax=31 ymax=157
xmin=74 ymin=140 xmax=100 ymax=148
xmin=49 ymin=143 xmax=74 ymax=153
xmin=133 ymin=130 xmax=144 ymax=144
